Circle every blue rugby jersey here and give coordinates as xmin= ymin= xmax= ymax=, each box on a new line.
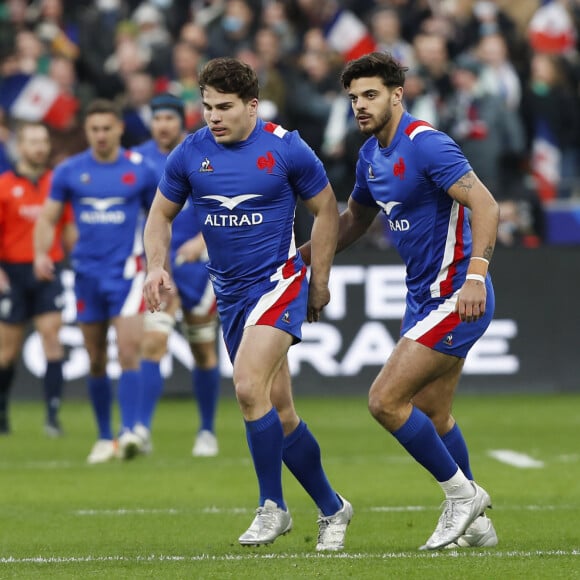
xmin=159 ymin=119 xmax=329 ymax=298
xmin=351 ymin=112 xmax=473 ymax=302
xmin=49 ymin=148 xmax=158 ymax=276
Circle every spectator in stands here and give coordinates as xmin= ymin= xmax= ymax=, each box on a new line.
xmin=370 ymin=7 xmax=416 ymax=69
xmin=520 ymin=51 xmax=580 ymax=201
xmin=251 ymin=27 xmax=290 ymax=123
xmin=0 ymin=121 xmax=76 ymax=436
xmin=206 ymin=0 xmax=256 ymax=59
xmin=131 ymin=2 xmax=172 ymax=79
xmin=121 ymin=71 xmax=155 ymax=148
xmin=403 ymin=67 xmax=439 ymax=128
xmin=413 ymin=32 xmax=454 ymax=105
xmin=477 ymin=33 xmax=522 ymax=111
xmin=260 ymin=0 xmax=298 ymax=56
xmin=165 ymin=40 xmax=204 ymax=132
xmin=77 ymin=0 xmax=129 ymax=98
xmin=33 ymin=0 xmax=80 ymax=62
xmin=178 ymin=21 xmax=209 ymax=55
xmin=439 ymin=53 xmax=525 ymax=199
xmin=14 ymin=29 xmax=49 ymax=75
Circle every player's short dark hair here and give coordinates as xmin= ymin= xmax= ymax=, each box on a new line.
xmin=199 ymin=57 xmax=259 ymax=102
xmin=84 ymin=99 xmax=123 ymax=120
xmin=15 ymin=120 xmax=49 ymax=141
xmin=341 ymin=52 xmax=407 ymax=90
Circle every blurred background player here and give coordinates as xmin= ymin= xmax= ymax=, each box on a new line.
xmin=133 ymin=93 xmax=220 ymax=457
xmin=34 ymin=99 xmax=158 ymax=463
xmin=0 ymin=121 xmax=76 ymax=436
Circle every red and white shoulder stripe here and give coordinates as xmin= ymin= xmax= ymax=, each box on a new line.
xmin=404 ymin=120 xmax=436 ymax=141
xmin=263 ymin=122 xmax=288 ymax=139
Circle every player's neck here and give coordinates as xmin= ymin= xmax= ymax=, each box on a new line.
xmin=376 ymin=108 xmax=404 ymax=149
xmin=16 ymin=161 xmax=45 ymax=181
xmin=91 ymin=147 xmax=120 ymax=163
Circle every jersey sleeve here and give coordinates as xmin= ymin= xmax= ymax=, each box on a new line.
xmin=287 ymin=133 xmax=329 ymax=201
xmin=158 ymin=143 xmax=190 ymax=206
xmin=351 ymin=156 xmax=377 ymax=207
xmin=49 ymin=162 xmax=71 ymax=203
xmin=415 ymin=131 xmax=472 ymax=192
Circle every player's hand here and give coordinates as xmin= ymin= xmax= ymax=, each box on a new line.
xmin=34 ymin=255 xmax=55 ymax=281
xmin=0 ymin=268 xmax=10 ymax=293
xmin=307 ymin=281 xmax=330 ymax=323
xmin=455 ymin=279 xmax=486 ymax=323
xmin=174 ymin=235 xmax=207 ymax=266
xmin=143 ymin=268 xmax=174 ymax=312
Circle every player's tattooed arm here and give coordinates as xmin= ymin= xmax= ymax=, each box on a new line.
xmin=448 ymin=170 xmax=499 ymax=265
xmin=455 ymin=170 xmax=475 ymax=193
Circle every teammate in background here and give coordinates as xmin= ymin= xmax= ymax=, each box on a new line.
xmin=0 ymin=121 xmax=76 ymax=436
xmin=300 ymin=52 xmax=499 ymax=550
xmin=34 ymin=99 xmax=158 ymax=464
xmin=133 ymin=93 xmax=221 ymax=457
xmin=143 ymin=58 xmax=353 ymax=551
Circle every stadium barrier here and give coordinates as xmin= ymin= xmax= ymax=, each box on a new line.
xmin=13 ymin=245 xmax=579 ymax=400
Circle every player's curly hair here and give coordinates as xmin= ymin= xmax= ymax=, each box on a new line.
xmin=341 ymin=52 xmax=407 ymax=90
xmin=199 ymin=57 xmax=259 ymax=102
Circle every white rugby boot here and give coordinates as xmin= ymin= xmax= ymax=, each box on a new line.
xmin=117 ymin=429 xmax=142 ymax=460
xmin=445 ymin=514 xmax=498 ymax=548
xmin=192 ymin=430 xmax=218 ymax=457
xmin=316 ymin=495 xmax=354 ymax=551
xmin=133 ymin=424 xmax=153 ymax=454
xmin=87 ymin=439 xmax=116 ymax=464
xmin=420 ymin=482 xmax=492 ymax=550
xmin=238 ymin=500 xmax=293 ymax=546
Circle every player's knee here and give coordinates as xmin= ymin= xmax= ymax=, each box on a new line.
xmin=140 ymin=342 xmax=166 ymax=361
xmin=144 ymin=311 xmax=175 ymax=335
xmin=182 ymin=319 xmax=218 ymax=345
xmin=232 ymin=374 xmax=261 ymax=409
xmin=368 ymin=385 xmax=397 ymax=423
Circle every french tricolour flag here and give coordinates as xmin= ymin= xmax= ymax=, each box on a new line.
xmin=531 ymin=119 xmax=561 ymax=202
xmin=323 ymin=9 xmax=376 ymax=62
xmin=0 ymin=73 xmax=78 ymax=130
xmin=528 ymin=0 xmax=576 ymax=54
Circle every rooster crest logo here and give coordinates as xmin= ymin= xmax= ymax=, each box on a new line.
xmin=199 ymin=158 xmax=214 ymax=173
xmin=257 ymin=151 xmax=275 ymax=173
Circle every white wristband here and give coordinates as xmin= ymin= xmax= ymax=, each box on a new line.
xmin=470 ymin=256 xmax=490 ymax=265
xmin=466 ymin=274 xmax=485 ymax=284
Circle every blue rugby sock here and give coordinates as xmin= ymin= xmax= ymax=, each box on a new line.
xmin=87 ymin=375 xmax=113 ymax=440
xmin=44 ymin=360 xmax=63 ymax=422
xmin=117 ymin=369 xmax=141 ymax=431
xmin=139 ymin=360 xmax=164 ymax=429
xmin=193 ymin=366 xmax=220 ymax=432
xmin=392 ymin=406 xmax=458 ymax=482
xmin=245 ymin=407 xmax=285 ymax=510
xmin=283 ymin=421 xmax=341 ymax=516
xmin=441 ymin=423 xmax=474 ymax=480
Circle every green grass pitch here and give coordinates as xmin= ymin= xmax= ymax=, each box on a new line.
xmin=1 ymin=392 xmax=579 ymax=579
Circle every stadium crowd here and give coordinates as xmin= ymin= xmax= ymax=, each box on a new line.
xmin=1 ymin=0 xmax=580 ymax=245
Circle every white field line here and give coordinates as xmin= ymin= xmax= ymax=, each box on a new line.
xmin=72 ymin=504 xmax=578 ymax=517
xmin=1 ymin=550 xmax=579 ymax=565
xmin=488 ymin=449 xmax=545 ymax=468
xmin=2 ymin=453 xmax=579 ymax=471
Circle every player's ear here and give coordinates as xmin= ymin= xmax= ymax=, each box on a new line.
xmin=392 ymin=86 xmax=404 ymax=106
xmin=248 ymin=98 xmax=259 ymax=117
